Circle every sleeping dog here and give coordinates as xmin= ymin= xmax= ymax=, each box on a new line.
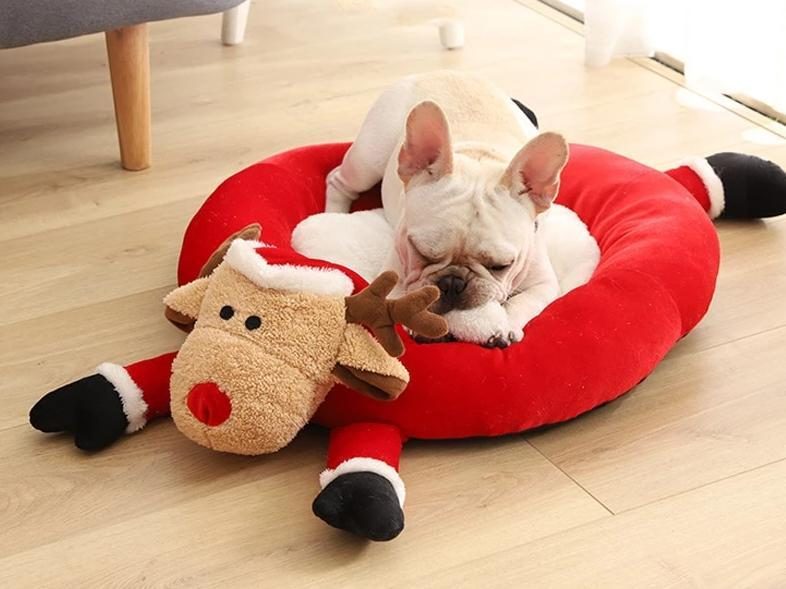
xmin=321 ymin=71 xmax=582 ymax=347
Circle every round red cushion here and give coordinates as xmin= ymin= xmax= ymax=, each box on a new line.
xmin=178 ymin=143 xmax=720 ymax=439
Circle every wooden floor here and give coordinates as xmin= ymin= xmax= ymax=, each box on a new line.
xmin=2 ymin=1 xmax=786 ymax=586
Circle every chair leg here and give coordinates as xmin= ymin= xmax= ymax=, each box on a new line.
xmin=222 ymin=0 xmax=250 ymax=46
xmin=105 ymin=23 xmax=151 ymax=171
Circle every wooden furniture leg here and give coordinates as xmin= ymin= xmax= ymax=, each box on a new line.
xmin=105 ymin=23 xmax=151 ymax=171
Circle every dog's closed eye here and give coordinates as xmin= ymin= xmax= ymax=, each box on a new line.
xmin=409 ymin=237 xmax=440 ymax=265
xmin=488 ymin=262 xmax=512 ymax=272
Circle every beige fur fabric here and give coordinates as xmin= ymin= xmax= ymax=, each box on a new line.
xmin=164 ymin=260 xmax=435 ymax=455
xmin=168 ymin=264 xmax=348 ymax=454
xmin=337 ymin=324 xmax=409 ymax=385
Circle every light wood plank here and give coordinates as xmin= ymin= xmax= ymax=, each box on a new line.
xmin=529 ymin=325 xmax=786 ymax=512
xmin=0 ymin=288 xmax=182 ymax=431
xmin=0 ymin=436 xmax=608 ymax=585
xmin=0 ymin=199 xmax=192 ymax=327
xmin=415 ymin=458 xmax=786 ymax=588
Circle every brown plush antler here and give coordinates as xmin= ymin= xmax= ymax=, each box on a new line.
xmin=344 ymin=271 xmax=449 ymax=357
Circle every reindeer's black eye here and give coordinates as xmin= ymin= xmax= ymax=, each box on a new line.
xmin=245 ymin=315 xmax=262 ymax=330
xmin=219 ymin=305 xmax=234 ymax=320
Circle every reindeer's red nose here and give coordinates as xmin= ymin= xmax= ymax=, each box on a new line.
xmin=187 ymin=382 xmax=232 ymax=426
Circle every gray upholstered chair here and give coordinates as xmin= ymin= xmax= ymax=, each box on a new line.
xmin=0 ymin=0 xmax=252 ymax=170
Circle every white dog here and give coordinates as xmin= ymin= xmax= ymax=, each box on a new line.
xmin=314 ymin=71 xmax=592 ymax=347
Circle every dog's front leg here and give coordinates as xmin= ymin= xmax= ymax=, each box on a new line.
xmin=504 ymin=250 xmax=561 ymax=345
xmin=325 ymin=82 xmax=414 ymax=213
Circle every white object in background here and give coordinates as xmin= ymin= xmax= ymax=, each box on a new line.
xmin=439 ymin=19 xmax=464 ymax=50
xmin=584 ymin=0 xmax=654 ymax=67
xmin=583 ymin=0 xmax=786 ymax=113
xmin=222 ymin=0 xmax=251 ymax=46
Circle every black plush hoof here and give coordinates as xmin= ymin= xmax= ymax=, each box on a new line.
xmin=30 ymin=373 xmax=129 ymax=451
xmin=707 ymin=152 xmax=786 ymax=219
xmin=312 ymin=472 xmax=404 ymax=541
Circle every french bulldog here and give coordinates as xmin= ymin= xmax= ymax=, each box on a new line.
xmin=326 ymin=71 xmax=570 ymax=348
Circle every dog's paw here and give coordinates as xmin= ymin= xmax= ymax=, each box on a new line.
xmin=444 ymin=301 xmax=514 ymax=345
xmin=481 ymin=329 xmax=522 ymax=349
xmin=325 ymin=167 xmax=356 ymax=213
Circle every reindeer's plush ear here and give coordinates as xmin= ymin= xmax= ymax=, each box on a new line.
xmin=198 ymin=223 xmax=261 ymax=278
xmin=332 ymin=324 xmax=411 ymax=401
xmin=332 ymin=365 xmax=408 ymax=401
xmin=163 ymin=277 xmax=210 ymax=328
xmin=502 ymin=132 xmax=569 ymax=213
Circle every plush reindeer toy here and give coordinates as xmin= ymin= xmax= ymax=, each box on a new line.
xmin=30 ymin=238 xmax=447 ymax=456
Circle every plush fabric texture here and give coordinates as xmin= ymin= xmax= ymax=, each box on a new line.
xmin=0 ymin=0 xmax=245 ymax=48
xmin=126 ymin=352 xmax=177 ymax=422
xmin=223 ymin=239 xmax=357 ymax=297
xmin=96 ymin=362 xmax=147 ymax=433
xmin=292 ymin=209 xmax=393 ymax=284
xmin=321 ymin=423 xmax=407 ymax=505
xmin=335 ymin=325 xmax=409 ymax=392
xmin=174 ymin=142 xmax=721 ymax=439
xmin=343 ymin=270 xmax=446 ymax=358
xmin=706 ymin=152 xmax=786 ymax=219
xmin=29 ymin=373 xmax=130 ymax=451
xmin=167 ymin=263 xmax=351 ymax=454
xmin=312 ymin=471 xmax=405 ymax=541
xmin=163 ymin=258 xmax=435 ymax=454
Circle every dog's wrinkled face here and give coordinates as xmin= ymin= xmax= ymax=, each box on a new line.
xmin=395 ymin=101 xmax=568 ymax=312
xmin=395 ymin=164 xmax=536 ymax=313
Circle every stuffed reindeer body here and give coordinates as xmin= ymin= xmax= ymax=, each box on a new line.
xmin=30 ymin=236 xmax=446 ymax=541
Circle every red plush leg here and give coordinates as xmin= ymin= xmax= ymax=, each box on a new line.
xmin=665 ymin=160 xmax=727 ymax=218
xmin=97 ymin=351 xmax=176 ymax=432
xmin=127 ymin=352 xmax=176 ymax=420
xmin=321 ymin=422 xmax=407 ymax=505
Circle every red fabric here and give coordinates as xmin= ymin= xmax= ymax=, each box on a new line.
xmin=126 ymin=352 xmax=176 ymax=420
xmin=186 ymin=382 xmax=232 ymax=426
xmin=666 ymin=165 xmax=712 ymax=214
xmin=175 ymin=143 xmax=720 ymax=440
xmin=177 ymin=144 xmax=347 ymax=285
xmin=326 ymin=423 xmax=404 ymax=470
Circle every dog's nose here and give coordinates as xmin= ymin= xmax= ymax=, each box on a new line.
xmin=187 ymin=382 xmax=232 ymax=426
xmin=437 ymin=275 xmax=466 ymax=305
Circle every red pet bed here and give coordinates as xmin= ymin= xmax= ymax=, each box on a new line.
xmin=181 ymin=142 xmax=721 ymax=438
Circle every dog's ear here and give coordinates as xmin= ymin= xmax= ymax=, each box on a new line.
xmin=398 ymin=100 xmax=453 ymax=185
xmin=502 ymin=132 xmax=568 ymax=213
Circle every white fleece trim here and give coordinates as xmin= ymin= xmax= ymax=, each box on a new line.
xmin=291 ymin=209 xmax=393 ymax=282
xmin=96 ymin=362 xmax=148 ymax=434
xmin=677 ymin=157 xmax=725 ymax=219
xmin=224 ymin=239 xmax=354 ymax=297
xmin=319 ymin=457 xmax=406 ymax=507
xmin=541 ymin=204 xmax=601 ymax=294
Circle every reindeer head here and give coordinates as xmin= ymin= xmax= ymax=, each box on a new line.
xmin=162 ymin=239 xmax=447 ymax=455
